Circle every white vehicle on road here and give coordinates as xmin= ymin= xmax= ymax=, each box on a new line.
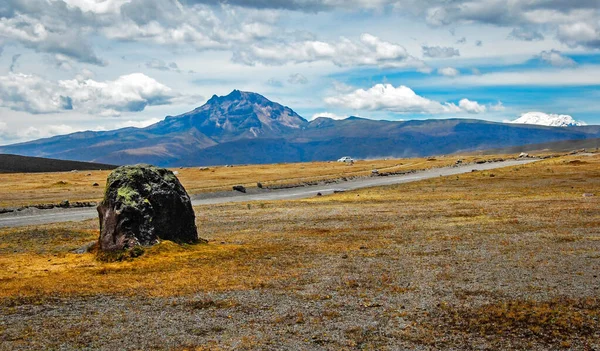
xmin=337 ymin=156 xmax=354 ymax=163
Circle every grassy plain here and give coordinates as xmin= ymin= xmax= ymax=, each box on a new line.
xmin=0 ymin=153 xmax=599 ymax=350
xmin=0 ymin=155 xmax=497 ymax=208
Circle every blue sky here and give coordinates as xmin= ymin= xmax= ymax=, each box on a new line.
xmin=0 ymin=0 xmax=598 ymax=145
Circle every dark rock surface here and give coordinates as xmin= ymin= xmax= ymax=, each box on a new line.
xmin=232 ymin=185 xmax=246 ymax=193
xmin=97 ymin=164 xmax=199 ymax=251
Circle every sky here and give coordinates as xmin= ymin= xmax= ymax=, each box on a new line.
xmin=0 ymin=0 xmax=599 ymax=145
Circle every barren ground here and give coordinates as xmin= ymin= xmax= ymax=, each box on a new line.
xmin=0 ymin=153 xmax=599 ymax=350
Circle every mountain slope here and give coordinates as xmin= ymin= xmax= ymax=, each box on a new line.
xmin=0 ymin=91 xmax=599 ymax=166
xmin=0 ymin=154 xmax=116 ymax=173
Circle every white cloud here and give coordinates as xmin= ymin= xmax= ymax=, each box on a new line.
xmin=18 ymin=124 xmax=79 ymax=140
xmin=508 ymin=27 xmax=544 ymax=41
xmin=422 ymin=45 xmax=460 ymax=58
xmin=448 ymin=66 xmax=600 ymax=86
xmin=287 ymin=73 xmax=308 ymax=85
xmin=114 ymin=118 xmax=162 ymax=129
xmin=324 ymin=84 xmax=462 ymax=114
xmin=332 ymin=81 xmax=355 ymax=93
xmin=538 ymin=49 xmax=576 ymax=67
xmin=145 ymin=59 xmax=181 ymax=72
xmin=0 ymin=72 xmax=178 ymax=115
xmin=437 ymin=67 xmax=460 ymax=77
xmin=557 ymin=22 xmax=600 ymax=48
xmin=490 ymin=101 xmax=505 ymax=111
xmin=310 ymin=112 xmax=346 ymax=120
xmin=458 ymin=98 xmax=486 ymax=114
xmin=233 ymin=33 xmax=428 ymax=70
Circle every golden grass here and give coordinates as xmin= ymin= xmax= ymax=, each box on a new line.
xmin=0 ymin=153 xmax=598 ymax=303
xmin=0 ymin=155 xmax=507 ymax=207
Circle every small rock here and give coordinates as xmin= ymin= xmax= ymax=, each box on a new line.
xmin=92 ymin=183 xmax=99 ymax=187
xmin=583 ymin=193 xmax=595 ymax=197
xmin=341 ymin=254 xmax=348 ymax=259
xmin=59 ymin=200 xmax=70 ymax=208
xmin=316 ymin=192 xmax=322 ymax=196
xmin=71 ymin=241 xmax=97 ymax=254
xmin=86 ymin=173 xmax=92 ymax=176
xmin=371 ymin=169 xmax=379 ymax=175
xmin=518 ymin=152 xmax=529 ymax=158
xmin=257 ymin=182 xmax=263 ymax=189
xmin=359 ymin=246 xmax=368 ymax=250
xmin=333 ymin=190 xmax=345 ymax=194
xmin=198 ymin=167 xmax=209 ymax=171
xmin=233 ymin=185 xmax=246 ymax=193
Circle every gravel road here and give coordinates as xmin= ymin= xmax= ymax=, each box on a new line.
xmin=0 ymin=159 xmax=536 ymax=228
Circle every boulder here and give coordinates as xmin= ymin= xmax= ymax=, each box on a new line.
xmin=233 ymin=185 xmax=246 ymax=193
xmin=97 ymin=164 xmax=199 ymax=251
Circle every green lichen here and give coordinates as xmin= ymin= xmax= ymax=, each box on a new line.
xmin=117 ymin=186 xmax=139 ymax=206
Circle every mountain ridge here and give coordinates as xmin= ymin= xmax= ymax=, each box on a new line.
xmin=1 ymin=90 xmax=599 ymax=166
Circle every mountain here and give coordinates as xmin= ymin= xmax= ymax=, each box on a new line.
xmin=1 ymin=90 xmax=599 ymax=167
xmin=510 ymin=112 xmax=586 ymax=127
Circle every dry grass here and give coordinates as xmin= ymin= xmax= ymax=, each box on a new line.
xmin=0 ymin=155 xmax=503 ymax=207
xmin=0 ymin=153 xmax=599 ymax=350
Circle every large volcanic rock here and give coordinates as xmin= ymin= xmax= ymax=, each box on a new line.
xmin=97 ymin=164 xmax=199 ymax=251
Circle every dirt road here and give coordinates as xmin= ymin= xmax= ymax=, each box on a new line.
xmin=0 ymin=159 xmax=537 ymax=228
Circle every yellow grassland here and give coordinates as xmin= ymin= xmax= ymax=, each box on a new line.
xmin=0 ymin=155 xmax=503 ymax=208
xmin=0 ymin=153 xmax=597 ymax=299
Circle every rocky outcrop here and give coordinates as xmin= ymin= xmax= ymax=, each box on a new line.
xmin=97 ymin=164 xmax=200 ymax=251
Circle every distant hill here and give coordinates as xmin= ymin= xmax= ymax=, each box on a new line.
xmin=1 ymin=90 xmax=599 ymax=166
xmin=0 ymin=154 xmax=117 ymax=173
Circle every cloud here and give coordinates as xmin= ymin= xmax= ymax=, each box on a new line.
xmin=18 ymin=124 xmax=79 ymax=140
xmin=145 ymin=59 xmax=181 ymax=72
xmin=287 ymin=73 xmax=308 ymax=84
xmin=443 ymin=66 xmax=600 ymax=86
xmin=538 ymin=50 xmax=576 ymax=67
xmin=475 ymin=40 xmax=482 ymax=46
xmin=324 ymin=83 xmax=462 ymax=114
xmin=437 ymin=67 xmax=460 ymax=77
xmin=458 ymin=98 xmax=486 ymax=114
xmin=114 ymin=118 xmax=162 ymax=129
xmin=0 ymin=72 xmax=178 ymax=115
xmin=490 ymin=101 xmax=505 ymax=111
xmin=557 ymin=22 xmax=600 ymax=49
xmin=422 ymin=45 xmax=460 ymax=58
xmin=9 ymin=54 xmax=21 ymax=72
xmin=332 ymin=81 xmax=355 ymax=93
xmin=0 ymin=6 xmax=107 ymax=65
xmin=233 ymin=33 xmax=428 ymax=70
xmin=310 ymin=112 xmax=346 ymax=120
xmin=508 ymin=27 xmax=544 ymax=41
xmin=422 ymin=1 xmax=599 ymax=49
xmin=180 ymin=0 xmax=389 ymax=12
xmin=266 ymin=78 xmax=283 ymax=87
xmin=456 ymin=37 xmax=466 ymax=44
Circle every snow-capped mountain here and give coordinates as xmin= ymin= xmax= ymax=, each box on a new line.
xmin=510 ymin=112 xmax=586 ymax=127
